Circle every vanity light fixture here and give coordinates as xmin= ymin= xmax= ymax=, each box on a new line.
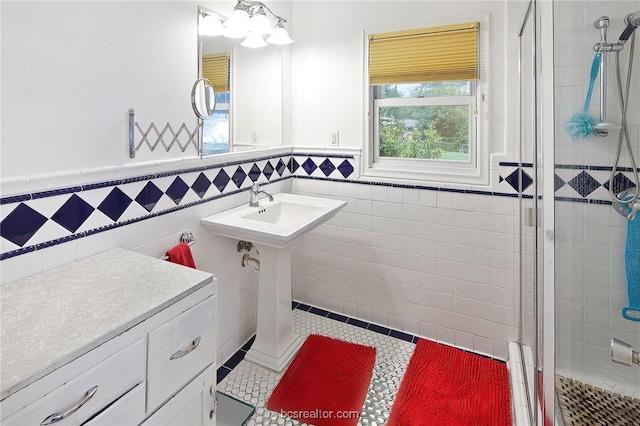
xmin=266 ymin=18 xmax=293 ymax=45
xmin=200 ymin=13 xmax=224 ymax=36
xmin=201 ymin=0 xmax=292 ymax=47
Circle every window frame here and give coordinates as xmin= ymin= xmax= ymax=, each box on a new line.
xmin=372 ymin=92 xmax=478 ymax=171
xmin=362 ymin=14 xmax=490 ymax=185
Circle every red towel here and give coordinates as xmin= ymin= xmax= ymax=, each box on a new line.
xmin=165 ymin=243 xmax=196 ymax=269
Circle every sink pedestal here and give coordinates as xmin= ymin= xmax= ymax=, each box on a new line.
xmin=244 ymin=245 xmax=302 ymax=372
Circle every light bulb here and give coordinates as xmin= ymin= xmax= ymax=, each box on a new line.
xmin=223 ymin=5 xmax=251 ymax=38
xmin=241 ymin=31 xmax=267 ymax=48
xmin=266 ymin=21 xmax=293 ymax=45
xmin=249 ymin=6 xmax=273 ymax=35
xmin=200 ymin=14 xmax=224 ymax=36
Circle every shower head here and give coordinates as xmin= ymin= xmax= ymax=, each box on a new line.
xmin=619 ymin=10 xmax=640 ymax=42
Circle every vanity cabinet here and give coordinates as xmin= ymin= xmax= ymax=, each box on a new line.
xmin=0 ymin=249 xmax=217 ymax=426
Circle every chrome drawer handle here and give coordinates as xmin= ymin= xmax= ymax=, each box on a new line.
xmin=170 ymin=336 xmax=201 ymax=360
xmin=41 ymin=385 xmax=98 ymax=425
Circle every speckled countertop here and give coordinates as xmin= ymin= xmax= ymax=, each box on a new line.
xmin=0 ymin=248 xmax=214 ymax=400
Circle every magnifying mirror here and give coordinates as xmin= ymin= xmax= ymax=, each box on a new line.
xmin=191 ymin=78 xmax=216 ymax=119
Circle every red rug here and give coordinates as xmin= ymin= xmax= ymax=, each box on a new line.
xmin=266 ymin=334 xmax=376 ymax=425
xmin=388 ymin=339 xmax=511 ymax=426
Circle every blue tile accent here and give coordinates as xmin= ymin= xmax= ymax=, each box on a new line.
xmin=248 ymin=164 xmax=262 ymax=182
xmin=554 ymin=174 xmax=566 ymax=192
xmin=0 ymin=203 xmax=48 ymax=247
xmin=603 ymin=173 xmax=636 ymax=194
xmin=165 ymin=176 xmax=190 ymax=205
xmin=291 ymin=301 xmax=299 ymax=310
xmin=390 ymin=330 xmax=414 ymax=342
xmin=217 ymin=366 xmax=232 ymax=384
xmin=263 ymin=161 xmax=275 ymax=180
xmin=346 ymin=318 xmax=369 ymax=329
xmin=309 ymin=306 xmax=330 ymax=317
xmin=213 ymin=169 xmax=231 ymax=192
xmin=0 ymin=194 xmax=31 ymax=205
xmin=135 ymin=182 xmax=164 ymax=212
xmin=231 ymin=166 xmax=247 ymax=188
xmin=241 ymin=335 xmax=256 ymax=351
xmin=293 ymin=153 xmax=354 ymax=159
xmin=276 ymin=159 xmax=287 ymax=176
xmin=191 ymin=173 xmax=211 ymax=199
xmin=287 ymin=158 xmax=299 ymax=174
xmin=368 ymin=323 xmax=391 ymax=335
xmin=31 ymin=186 xmax=83 ymax=200
xmin=567 ymin=171 xmax=600 ymax=197
xmin=504 ymin=168 xmax=533 ymax=192
xmin=319 ymin=159 xmax=336 ymax=177
xmin=97 ymin=187 xmax=133 ymax=222
xmin=223 ymin=350 xmax=246 ymax=370
xmin=296 ymin=303 xmax=312 ymax=311
xmin=51 ymin=194 xmax=95 ymax=232
xmin=327 ymin=312 xmax=349 ymax=323
xmin=1 ymin=245 xmax=37 ymax=260
xmin=302 ymin=158 xmax=317 ymax=175
xmin=337 ymin=160 xmax=354 ymax=178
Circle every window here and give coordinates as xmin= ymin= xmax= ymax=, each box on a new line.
xmin=366 ymin=21 xmax=486 ymax=184
xmin=201 ymin=52 xmax=231 ymax=156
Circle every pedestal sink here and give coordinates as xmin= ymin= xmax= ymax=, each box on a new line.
xmin=201 ymin=193 xmax=346 ymax=371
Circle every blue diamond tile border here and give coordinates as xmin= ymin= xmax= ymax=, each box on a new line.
xmin=2 ymin=154 xmax=628 ymax=262
xmin=52 ymin=194 xmax=95 ymax=232
xmin=97 ymin=187 xmax=132 ymax=222
xmin=1 ymin=203 xmax=49 ymax=247
xmin=231 ymin=167 xmax=247 ymax=188
xmin=165 ymin=177 xmax=190 ymax=205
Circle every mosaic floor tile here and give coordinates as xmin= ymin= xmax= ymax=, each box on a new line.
xmin=217 ymin=310 xmax=416 ymax=426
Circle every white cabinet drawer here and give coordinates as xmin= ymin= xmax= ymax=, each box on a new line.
xmin=84 ymin=383 xmax=145 ymax=426
xmin=3 ymin=339 xmax=144 ymax=426
xmin=142 ymin=364 xmax=215 ymax=426
xmin=147 ymin=296 xmax=216 ymax=411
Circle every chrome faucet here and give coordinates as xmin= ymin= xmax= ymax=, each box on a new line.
xmin=249 ymin=182 xmax=274 ymax=207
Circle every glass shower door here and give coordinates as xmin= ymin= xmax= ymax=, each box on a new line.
xmin=518 ymin=0 xmax=545 ymax=423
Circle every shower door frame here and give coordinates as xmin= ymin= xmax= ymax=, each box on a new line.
xmin=539 ymin=0 xmax=556 ymax=424
xmin=518 ymin=0 xmax=556 ymax=424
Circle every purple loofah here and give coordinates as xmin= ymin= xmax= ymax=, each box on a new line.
xmin=565 ymin=112 xmax=595 ymax=140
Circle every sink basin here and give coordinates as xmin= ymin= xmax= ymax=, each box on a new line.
xmin=201 ymin=193 xmax=346 ymax=248
xmin=200 ymin=192 xmax=346 ymax=372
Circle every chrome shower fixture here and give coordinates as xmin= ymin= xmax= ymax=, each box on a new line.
xmin=593 ymin=10 xmax=640 ymax=52
xmin=620 ymin=10 xmax=640 ymax=41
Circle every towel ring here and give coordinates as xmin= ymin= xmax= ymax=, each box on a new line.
xmin=161 ymin=232 xmax=197 ymax=260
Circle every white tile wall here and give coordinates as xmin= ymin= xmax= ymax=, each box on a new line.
xmin=0 ymin=166 xmax=292 ymax=368
xmin=554 ymin=0 xmax=640 ymax=392
xmin=291 ymin=179 xmax=520 ymax=360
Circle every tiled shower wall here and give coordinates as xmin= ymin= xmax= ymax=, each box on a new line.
xmin=554 ymin=0 xmax=640 ymax=391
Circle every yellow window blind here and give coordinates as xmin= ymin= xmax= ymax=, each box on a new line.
xmin=369 ymin=22 xmax=479 ymax=85
xmin=202 ymin=52 xmax=230 ymax=93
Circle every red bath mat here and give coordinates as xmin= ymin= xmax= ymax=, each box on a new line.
xmin=266 ymin=334 xmax=376 ymax=425
xmin=388 ymin=339 xmax=511 ymax=426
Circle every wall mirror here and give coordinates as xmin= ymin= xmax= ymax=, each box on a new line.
xmin=198 ymin=4 xmax=288 ymax=157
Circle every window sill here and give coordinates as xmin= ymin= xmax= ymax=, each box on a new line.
xmin=361 ymin=164 xmax=489 ymax=186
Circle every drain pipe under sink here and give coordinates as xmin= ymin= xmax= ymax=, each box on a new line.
xmin=242 ymin=253 xmax=260 ymax=271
